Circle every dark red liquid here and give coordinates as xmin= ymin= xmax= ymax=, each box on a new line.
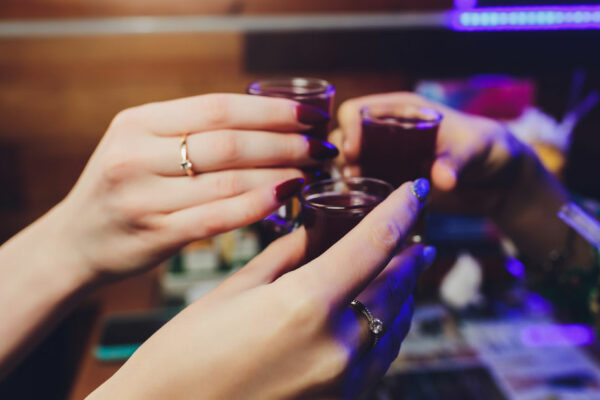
xmin=250 ymin=86 xmax=333 ymax=140
xmin=360 ymin=118 xmax=438 ymax=187
xmin=303 ymin=192 xmax=383 ymax=261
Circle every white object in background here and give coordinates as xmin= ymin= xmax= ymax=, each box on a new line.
xmin=559 ymin=202 xmax=600 ymax=248
xmin=182 ymin=245 xmax=220 ymax=272
xmin=440 ymin=251 xmax=483 ymax=310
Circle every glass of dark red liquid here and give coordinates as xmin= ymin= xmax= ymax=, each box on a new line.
xmin=247 ymin=77 xmax=335 ymax=140
xmin=248 ymin=78 xmax=335 ymax=243
xmin=301 ymin=177 xmax=393 ymax=262
xmin=359 ymin=104 xmax=442 ymax=188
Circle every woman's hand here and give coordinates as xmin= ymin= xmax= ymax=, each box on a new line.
xmin=335 ymin=92 xmax=541 ymax=217
xmin=88 ymin=180 xmax=436 ymax=400
xmin=335 ymin=92 xmax=570 ymax=260
xmin=48 ymin=93 xmax=337 ymax=282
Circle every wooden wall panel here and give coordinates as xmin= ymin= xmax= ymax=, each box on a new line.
xmin=0 ymin=0 xmax=452 ymax=19
xmin=0 ymin=34 xmax=244 ymax=142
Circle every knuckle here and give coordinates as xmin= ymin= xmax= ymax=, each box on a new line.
xmin=195 ymin=214 xmax=221 ymax=239
xmin=178 ymin=221 xmax=206 ymax=243
xmin=101 ymin=157 xmax=136 ymax=188
xmin=283 ymin=136 xmax=303 ymax=161
xmin=144 ymin=213 xmax=168 ymax=232
xmin=110 ymin=109 xmax=132 ymax=127
xmin=101 ymin=184 xmax=144 ymax=224
xmin=369 ymin=220 xmax=402 ymax=253
xmin=110 ymin=107 xmax=142 ymax=129
xmin=116 ymin=197 xmax=145 ymax=223
xmin=213 ymin=130 xmax=241 ymax=163
xmin=177 ymin=223 xmax=200 ymax=243
xmin=215 ymin=172 xmax=243 ymax=198
xmin=202 ymin=94 xmax=231 ymax=127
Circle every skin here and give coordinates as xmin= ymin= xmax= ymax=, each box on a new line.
xmin=0 ymin=93 xmax=327 ymax=376
xmin=0 ymin=93 xmax=432 ymax=399
xmin=334 ymin=92 xmax=589 ymax=264
xmin=88 ymin=181 xmax=431 ymax=400
xmin=3 ymin=89 xmax=589 ymax=399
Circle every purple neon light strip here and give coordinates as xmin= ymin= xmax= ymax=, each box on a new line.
xmin=451 ymin=5 xmax=600 ymax=31
xmin=454 ymin=0 xmax=478 ymax=9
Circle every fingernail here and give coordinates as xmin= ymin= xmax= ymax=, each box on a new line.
xmin=274 ymin=178 xmax=304 ymax=203
xmin=423 ymin=246 xmax=437 ymax=269
xmin=308 ymin=138 xmax=339 ymax=160
xmin=296 ymin=104 xmax=330 ymax=125
xmin=411 ymin=178 xmax=430 ymax=204
xmin=305 ymin=169 xmax=331 ymax=183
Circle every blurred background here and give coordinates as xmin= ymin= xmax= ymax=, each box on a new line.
xmin=1 ymin=1 xmax=600 ymax=399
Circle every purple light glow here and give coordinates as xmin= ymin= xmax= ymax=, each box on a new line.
xmin=505 ymin=257 xmax=526 ymax=278
xmin=454 ymin=0 xmax=478 ymax=9
xmin=451 ymin=6 xmax=600 ymax=31
xmin=521 ymin=324 xmax=596 ymax=348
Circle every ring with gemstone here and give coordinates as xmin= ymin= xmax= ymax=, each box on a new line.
xmin=350 ymin=299 xmax=384 ymax=349
xmin=180 ymin=133 xmax=194 ymax=177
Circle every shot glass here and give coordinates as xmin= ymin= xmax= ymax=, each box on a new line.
xmin=248 ymin=78 xmax=336 ymax=243
xmin=301 ymin=177 xmax=393 ymax=262
xmin=247 ymin=77 xmax=335 ymax=140
xmin=359 ymin=104 xmax=442 ymax=188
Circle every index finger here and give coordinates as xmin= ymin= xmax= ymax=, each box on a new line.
xmin=337 ymin=92 xmax=430 ymax=163
xmin=123 ymin=93 xmax=329 ymax=136
xmin=295 ymin=179 xmax=430 ymax=306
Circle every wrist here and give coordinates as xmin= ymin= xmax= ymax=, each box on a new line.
xmin=491 ymin=145 xmax=570 ymax=260
xmin=0 ymin=204 xmax=100 ymax=373
xmin=16 ymin=203 xmax=101 ymax=295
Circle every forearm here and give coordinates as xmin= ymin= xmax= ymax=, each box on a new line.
xmin=0 ymin=203 xmax=97 ymax=377
xmin=492 ymin=150 xmax=595 ymax=268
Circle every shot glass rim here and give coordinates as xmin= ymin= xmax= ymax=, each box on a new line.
xmin=247 ymin=77 xmax=336 ymax=100
xmin=360 ymin=104 xmax=443 ymax=129
xmin=300 ymin=177 xmax=394 ymax=211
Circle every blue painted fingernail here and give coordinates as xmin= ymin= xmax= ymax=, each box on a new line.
xmin=423 ymin=246 xmax=437 ymax=269
xmin=411 ymin=178 xmax=430 ymax=204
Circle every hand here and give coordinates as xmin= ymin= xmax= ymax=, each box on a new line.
xmin=47 ymin=94 xmax=337 ymax=282
xmin=88 ymin=180 xmax=436 ymax=400
xmin=335 ymin=92 xmax=540 ymax=217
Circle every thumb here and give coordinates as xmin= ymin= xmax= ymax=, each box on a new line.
xmin=431 ymin=155 xmax=460 ymax=192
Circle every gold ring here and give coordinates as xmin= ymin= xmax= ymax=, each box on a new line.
xmin=180 ymin=133 xmax=194 ymax=177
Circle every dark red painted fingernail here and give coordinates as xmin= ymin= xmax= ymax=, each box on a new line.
xmin=296 ymin=104 xmax=330 ymax=125
xmin=308 ymin=138 xmax=339 ymax=160
xmin=274 ymin=178 xmax=305 ymax=203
